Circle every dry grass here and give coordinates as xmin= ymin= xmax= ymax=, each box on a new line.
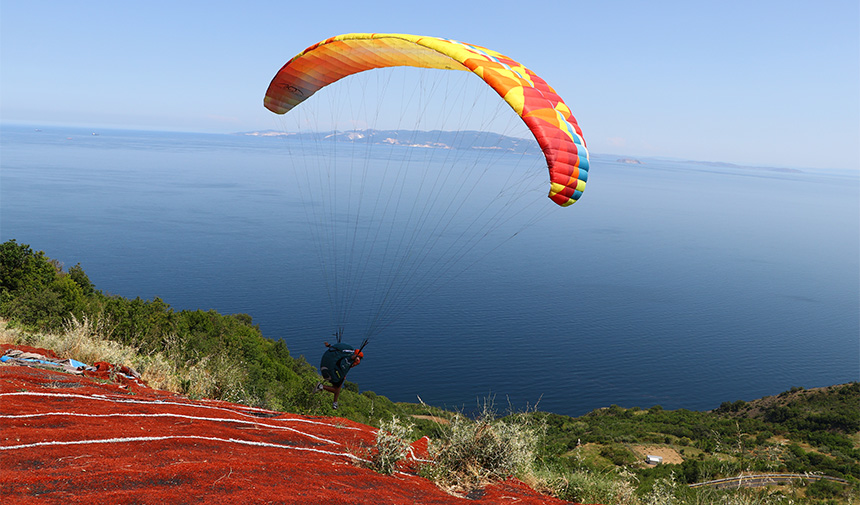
xmin=1 ymin=317 xmax=180 ymax=393
xmin=419 ymin=398 xmax=545 ymax=497
xmin=411 ymin=414 xmax=450 ymax=425
xmin=1 ymin=317 xmax=258 ymax=405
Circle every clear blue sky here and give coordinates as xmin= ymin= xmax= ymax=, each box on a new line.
xmin=1 ymin=0 xmax=858 ymax=170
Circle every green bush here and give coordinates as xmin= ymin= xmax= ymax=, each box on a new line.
xmin=600 ymin=443 xmax=636 ymax=466
xmin=806 ymin=479 xmax=842 ymax=500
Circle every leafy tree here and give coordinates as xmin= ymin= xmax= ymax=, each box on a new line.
xmin=68 ymin=263 xmax=95 ymax=295
xmin=1 ymin=240 xmax=54 ymax=292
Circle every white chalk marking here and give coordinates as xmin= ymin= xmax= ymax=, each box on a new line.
xmin=0 ymin=435 xmax=432 ymax=478
xmin=0 ymin=434 xmax=366 ymax=463
xmin=0 ymin=391 xmax=360 ymax=430
xmin=0 ymin=412 xmax=339 ymax=445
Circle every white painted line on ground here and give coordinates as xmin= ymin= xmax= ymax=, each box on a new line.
xmin=0 ymin=391 xmax=361 ymax=430
xmin=0 ymin=411 xmax=340 ymax=445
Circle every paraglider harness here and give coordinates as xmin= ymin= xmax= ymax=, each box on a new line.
xmin=319 ymin=330 xmax=368 ymax=387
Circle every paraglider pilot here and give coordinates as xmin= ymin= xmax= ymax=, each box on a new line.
xmin=315 ymin=341 xmax=363 ymax=410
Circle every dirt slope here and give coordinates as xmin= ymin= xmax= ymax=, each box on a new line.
xmin=0 ymin=345 xmax=573 ymax=504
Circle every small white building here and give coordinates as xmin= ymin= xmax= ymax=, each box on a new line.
xmin=645 ymin=455 xmax=663 ymax=465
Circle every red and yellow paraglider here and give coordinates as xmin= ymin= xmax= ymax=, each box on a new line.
xmin=264 ymin=33 xmax=589 ymax=206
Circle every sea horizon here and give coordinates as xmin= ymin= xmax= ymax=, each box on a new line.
xmin=2 ymin=124 xmax=858 ymax=417
xmin=5 ymin=121 xmax=857 ymax=175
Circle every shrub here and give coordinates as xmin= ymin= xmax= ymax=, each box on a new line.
xmin=368 ymin=416 xmax=414 ymax=475
xmin=643 ymin=471 xmax=682 ymax=505
xmin=806 ymin=478 xmax=841 ymax=500
xmin=422 ymin=399 xmax=544 ymax=495
xmin=600 ymin=442 xmax=637 ymax=466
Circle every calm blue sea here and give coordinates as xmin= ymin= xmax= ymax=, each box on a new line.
xmin=1 ymin=124 xmax=858 ymax=417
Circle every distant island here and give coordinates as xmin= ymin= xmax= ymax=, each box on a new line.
xmin=686 ymin=159 xmax=803 ymax=174
xmin=238 ymin=129 xmax=542 ymax=154
xmin=240 ymin=129 xmax=807 ymax=175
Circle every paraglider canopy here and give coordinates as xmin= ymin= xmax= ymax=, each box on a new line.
xmin=265 ymin=33 xmax=589 ymax=206
xmin=264 ymin=33 xmax=593 ymax=340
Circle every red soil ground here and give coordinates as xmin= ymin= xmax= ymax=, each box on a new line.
xmin=1 ymin=345 xmax=576 ymax=504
